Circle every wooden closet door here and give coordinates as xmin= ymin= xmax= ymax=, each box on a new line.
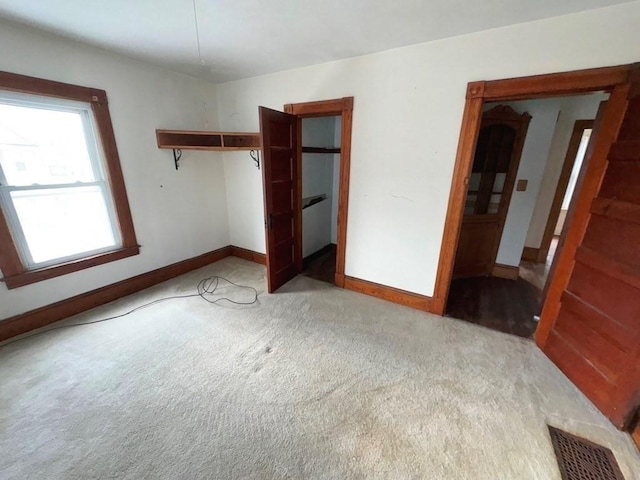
xmin=539 ymin=77 xmax=640 ymax=429
xmin=259 ymin=106 xmax=300 ymax=293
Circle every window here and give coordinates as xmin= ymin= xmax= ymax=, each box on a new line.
xmin=0 ymin=71 xmax=138 ymax=289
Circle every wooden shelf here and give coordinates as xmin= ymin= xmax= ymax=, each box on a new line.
xmin=302 ymin=146 xmax=341 ymax=154
xmin=156 ymin=129 xmax=260 ymax=151
xmin=302 ymin=194 xmax=327 ymax=210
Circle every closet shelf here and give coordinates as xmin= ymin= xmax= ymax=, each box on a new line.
xmin=302 ymin=146 xmax=341 ymax=154
xmin=302 ymin=194 xmax=328 ymax=210
xmin=156 ymin=129 xmax=260 ymax=151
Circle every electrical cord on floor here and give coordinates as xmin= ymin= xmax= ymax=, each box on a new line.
xmin=0 ymin=276 xmax=259 ymax=349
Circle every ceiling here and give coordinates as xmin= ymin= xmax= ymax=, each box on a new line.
xmin=0 ymin=0 xmax=632 ymax=83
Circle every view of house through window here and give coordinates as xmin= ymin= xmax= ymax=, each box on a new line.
xmin=0 ymin=92 xmax=121 ymax=269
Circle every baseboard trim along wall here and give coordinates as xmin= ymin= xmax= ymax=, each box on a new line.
xmin=521 ymin=247 xmax=540 ymax=262
xmin=343 ymin=276 xmax=432 ymax=311
xmin=491 ymin=263 xmax=520 ymax=280
xmin=229 ymin=246 xmax=266 ymax=265
xmin=0 ymin=245 xmax=265 ymax=342
xmin=2 ymin=245 xmax=436 ymax=342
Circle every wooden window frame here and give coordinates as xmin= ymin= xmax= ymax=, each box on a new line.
xmin=0 ymin=71 xmax=139 ymax=289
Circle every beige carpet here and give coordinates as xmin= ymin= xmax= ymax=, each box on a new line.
xmin=1 ymin=257 xmax=639 ymax=479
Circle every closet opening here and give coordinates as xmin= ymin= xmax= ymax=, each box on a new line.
xmin=259 ymin=97 xmax=353 ymax=292
xmin=298 ymin=116 xmax=342 ymax=284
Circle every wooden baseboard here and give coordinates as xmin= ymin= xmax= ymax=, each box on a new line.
xmin=1 ymin=244 xmax=269 ymax=342
xmin=521 ymin=247 xmax=540 ymax=262
xmin=632 ymin=422 xmax=640 ymax=451
xmin=4 ymin=244 xmax=439 ymax=342
xmin=430 ymin=296 xmax=446 ymax=316
xmin=1 ymin=246 xmax=237 ymax=342
xmin=230 ymin=246 xmax=266 ymax=265
xmin=343 ymin=276 xmax=431 ymax=311
xmin=492 ymin=263 xmax=520 ymax=280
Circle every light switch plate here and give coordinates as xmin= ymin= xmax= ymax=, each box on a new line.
xmin=516 ymin=179 xmax=528 ymax=191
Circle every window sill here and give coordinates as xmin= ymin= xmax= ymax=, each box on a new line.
xmin=1 ymin=245 xmax=140 ymax=289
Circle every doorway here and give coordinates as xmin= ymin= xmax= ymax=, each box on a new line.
xmin=519 ymin=120 xmax=594 ymax=295
xmin=435 ymin=64 xmax=640 ymax=435
xmin=519 ymin=119 xmax=595 ymax=284
xmin=259 ymin=97 xmax=353 ymax=292
xmin=445 ymin=94 xmax=606 ymax=338
xmin=299 ymin=116 xmax=341 ymax=284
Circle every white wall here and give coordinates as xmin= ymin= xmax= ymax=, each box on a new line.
xmin=490 ymin=94 xmax=604 ymax=267
xmin=302 ymin=202 xmax=332 ymax=258
xmin=0 ymin=19 xmax=229 ymax=319
xmin=215 ymin=1 xmax=640 ymax=296
xmin=524 ymin=94 xmax=605 ymax=249
xmin=302 ymin=117 xmax=336 ymax=198
xmin=223 ymin=151 xmax=264 ymax=252
xmin=489 ymin=98 xmax=561 ymax=267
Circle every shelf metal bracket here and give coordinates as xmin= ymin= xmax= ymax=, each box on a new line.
xmin=250 ymin=150 xmax=260 ymax=170
xmin=173 ymin=149 xmax=182 ymax=170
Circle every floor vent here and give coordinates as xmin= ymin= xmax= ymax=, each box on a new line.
xmin=548 ymin=426 xmax=625 ymax=480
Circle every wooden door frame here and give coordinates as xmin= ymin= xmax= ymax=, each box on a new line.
xmin=432 ymin=64 xmax=634 ymax=319
xmin=284 ymin=97 xmax=354 ymax=287
xmin=535 ymin=119 xmax=595 ymax=264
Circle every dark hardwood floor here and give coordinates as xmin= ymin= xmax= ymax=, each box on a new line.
xmin=445 ymin=276 xmax=541 ymax=338
xmin=519 ymin=237 xmax=558 ymax=290
xmin=445 ymin=238 xmax=559 ymax=339
xmin=301 ymin=245 xmax=336 ymax=285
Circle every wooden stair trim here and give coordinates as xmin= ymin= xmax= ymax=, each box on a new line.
xmin=561 ymin=290 xmax=631 ymax=338
xmin=591 ymin=197 xmax=640 ymax=226
xmin=608 ymin=140 xmax=640 ymax=161
xmin=575 ymin=246 xmax=640 ymax=291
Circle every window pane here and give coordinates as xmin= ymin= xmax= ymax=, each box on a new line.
xmin=487 ymin=194 xmax=502 ymax=214
xmin=11 ymin=186 xmax=117 ymax=264
xmin=468 ymin=173 xmax=481 ymax=191
xmin=493 ymin=173 xmax=506 ymax=193
xmin=0 ymin=102 xmax=96 ymax=186
xmin=464 ymin=193 xmax=477 ymax=215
